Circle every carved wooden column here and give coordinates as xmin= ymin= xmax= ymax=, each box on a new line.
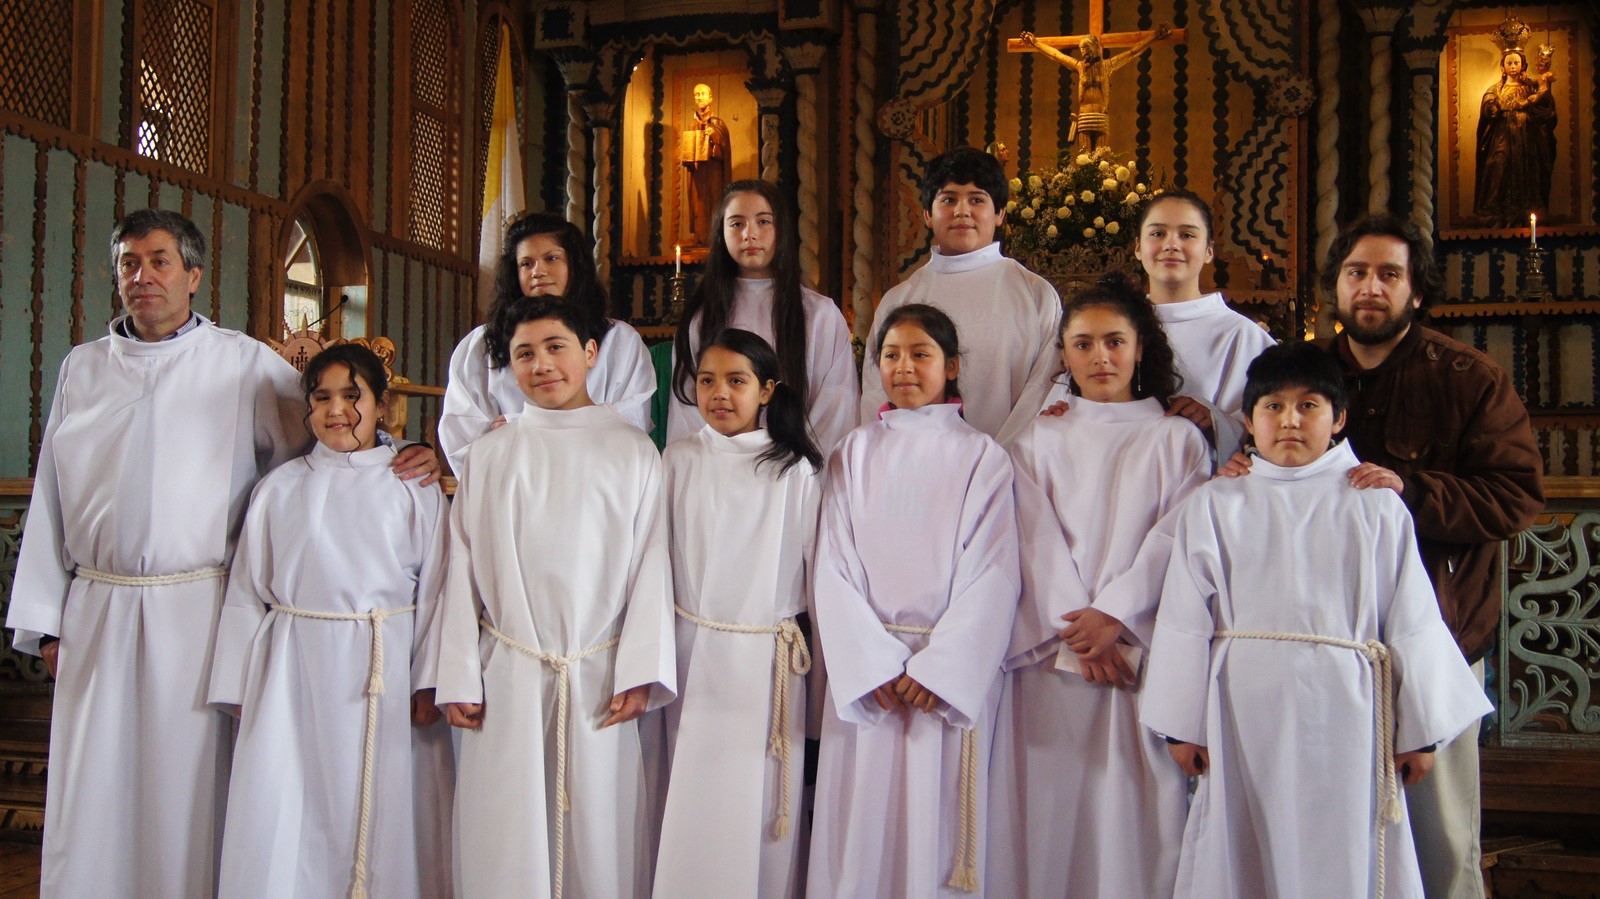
xmin=850 ymin=5 xmax=880 ymax=341
xmin=1313 ymin=0 xmax=1342 ymax=336
xmin=1404 ymin=48 xmax=1441 ymax=240
xmin=745 ymin=80 xmax=786 ymax=187
xmin=555 ymin=57 xmax=595 ymax=232
xmin=583 ymin=99 xmax=617 ymax=288
xmin=1357 ymin=7 xmax=1404 ymax=214
xmin=782 ymin=43 xmax=828 ymax=289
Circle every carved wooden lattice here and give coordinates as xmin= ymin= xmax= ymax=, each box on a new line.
xmin=135 ymin=0 xmax=214 ymax=174
xmin=407 ymin=0 xmax=453 ymax=251
xmin=1498 ymin=512 xmax=1600 ymax=747
xmin=0 ymin=507 xmax=49 ymax=685
xmin=0 ymin=0 xmax=74 ymax=127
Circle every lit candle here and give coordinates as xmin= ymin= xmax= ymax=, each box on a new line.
xmin=675 ymin=244 xmax=682 ymax=275
xmin=1530 ymin=213 xmax=1538 ymax=248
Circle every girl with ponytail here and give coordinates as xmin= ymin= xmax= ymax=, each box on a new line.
xmin=653 ymin=329 xmax=821 ymax=898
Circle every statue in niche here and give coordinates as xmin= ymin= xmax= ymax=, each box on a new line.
xmin=680 ymin=83 xmax=732 ymax=246
xmin=1018 ymin=24 xmax=1173 ymax=152
xmin=1475 ymin=20 xmax=1557 ymax=224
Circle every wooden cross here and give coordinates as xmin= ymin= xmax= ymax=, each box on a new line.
xmin=1004 ymin=0 xmax=1186 ymax=54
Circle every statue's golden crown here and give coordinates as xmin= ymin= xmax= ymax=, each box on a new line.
xmin=1490 ymin=16 xmax=1531 ymax=54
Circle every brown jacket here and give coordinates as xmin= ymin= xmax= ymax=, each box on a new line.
xmin=1328 ymin=325 xmax=1544 ymax=663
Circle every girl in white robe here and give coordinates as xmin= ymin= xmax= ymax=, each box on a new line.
xmin=439 ymin=213 xmax=655 ymax=468
xmin=987 ymin=274 xmax=1210 ymax=898
xmin=664 ymin=180 xmax=859 ymax=457
xmin=1141 ymin=343 xmax=1492 ymax=898
xmin=1041 ymin=190 xmax=1276 ymax=456
xmin=653 ymin=329 xmax=823 ymax=899
xmin=436 ymin=299 xmax=676 ymax=899
xmin=209 ymin=344 xmax=454 ymax=899
xmin=809 ymin=304 xmax=1020 ymax=897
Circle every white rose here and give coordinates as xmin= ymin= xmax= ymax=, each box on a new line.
xmin=1093 ymin=216 xmax=1106 ymax=228
xmin=1056 ymin=206 xmax=1070 ymax=219
xmin=1075 ymin=153 xmax=1092 ymax=166
xmin=1098 ymin=161 xmax=1111 ymax=172
xmin=1083 ymin=227 xmax=1097 ymax=238
xmin=1080 ymin=190 xmax=1095 ymax=202
xmin=1106 ymin=221 xmax=1120 ymax=235
xmin=1028 ymin=175 xmax=1044 ymax=189
xmin=1115 ymin=165 xmax=1131 ymax=181
xmin=1101 ymin=178 xmax=1119 ymax=191
xmin=1008 ymin=177 xmax=1023 ymax=192
xmin=1020 ymin=206 xmax=1036 ymax=220
xmin=1064 ymin=195 xmax=1076 ymax=206
xmin=1006 ymin=200 xmax=1018 ymax=212
xmin=1046 ymin=225 xmax=1059 ymax=238
xmin=1124 ymin=192 xmax=1140 ymax=205
xmin=1031 ymin=196 xmax=1043 ymax=209
xmin=1136 ymin=182 xmax=1148 ymax=192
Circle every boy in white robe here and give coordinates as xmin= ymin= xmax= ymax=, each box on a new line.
xmin=436 ymin=298 xmax=676 ymax=899
xmin=812 ymin=305 xmax=1019 ymax=897
xmin=858 ymin=147 xmax=1061 ymax=444
xmin=1141 ymin=342 xmax=1492 ymax=899
xmin=208 ymin=344 xmax=454 ymax=899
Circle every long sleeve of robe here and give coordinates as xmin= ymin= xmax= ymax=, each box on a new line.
xmin=651 ymin=427 xmax=820 ymax=899
xmin=1139 ymin=441 xmax=1492 ymax=899
xmin=859 ymin=243 xmax=1061 ymax=444
xmin=438 ymin=319 xmax=656 ymax=467
xmin=987 ymin=398 xmax=1209 ymax=899
xmin=434 ymin=402 xmax=675 ymax=899
xmin=207 ymin=442 xmax=453 ymax=899
xmin=663 ymin=282 xmax=860 ymax=457
xmin=5 ymin=316 xmax=307 ymax=898
xmin=808 ymin=404 xmax=1020 ymax=897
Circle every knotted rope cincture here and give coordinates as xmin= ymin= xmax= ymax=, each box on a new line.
xmin=75 ymin=564 xmax=227 ymax=586
xmin=481 ymin=618 xmax=620 ymax=899
xmin=883 ymin=621 xmax=980 ymax=892
xmin=673 ymin=605 xmax=812 ymax=837
xmin=268 ymin=603 xmax=416 ymax=899
xmin=1217 ymin=630 xmax=1400 ymax=899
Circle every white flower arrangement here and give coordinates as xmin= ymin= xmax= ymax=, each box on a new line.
xmin=1005 ymin=147 xmax=1161 ymax=253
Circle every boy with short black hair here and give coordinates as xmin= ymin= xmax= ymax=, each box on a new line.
xmin=1140 ymin=341 xmax=1490 ymax=899
xmin=435 ymin=297 xmax=676 ymax=898
xmin=859 ymin=146 xmax=1062 ymax=444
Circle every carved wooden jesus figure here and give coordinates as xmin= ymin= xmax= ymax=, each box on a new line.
xmin=1018 ymin=23 xmax=1173 ymax=152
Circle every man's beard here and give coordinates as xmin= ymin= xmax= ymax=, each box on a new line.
xmin=1335 ymin=298 xmax=1416 ymax=346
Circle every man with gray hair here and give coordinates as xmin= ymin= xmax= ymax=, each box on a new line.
xmin=7 ymin=209 xmax=437 ymax=896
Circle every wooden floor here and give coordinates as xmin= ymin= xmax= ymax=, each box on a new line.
xmin=0 ymin=843 xmax=39 ymax=898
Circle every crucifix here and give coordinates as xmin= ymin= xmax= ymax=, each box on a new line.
xmin=1007 ymin=2 xmax=1185 ymax=152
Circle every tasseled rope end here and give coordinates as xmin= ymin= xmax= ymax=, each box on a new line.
xmin=772 ymin=814 xmax=791 ymax=839
xmin=349 ymin=879 xmax=368 ymax=899
xmin=946 ymin=864 xmax=979 ymax=892
xmin=1384 ymin=792 xmax=1403 ymax=824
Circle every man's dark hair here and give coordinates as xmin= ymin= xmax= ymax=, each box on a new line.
xmin=919 ymin=147 xmax=1009 ymax=213
xmin=109 ymin=209 xmax=207 ymax=272
xmin=1318 ymin=213 xmax=1442 ymax=315
xmin=1242 ymin=341 xmax=1349 ymax=420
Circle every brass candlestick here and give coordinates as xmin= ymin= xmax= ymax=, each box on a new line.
xmin=1518 ymin=243 xmax=1550 ymax=300
xmin=667 ymin=273 xmax=689 ymax=325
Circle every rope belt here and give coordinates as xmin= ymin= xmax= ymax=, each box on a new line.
xmin=882 ymin=621 xmax=980 ymax=892
xmin=1217 ymin=630 xmax=1401 ymax=899
xmin=481 ymin=618 xmax=620 ymax=899
xmin=270 ymin=603 xmax=415 ymax=899
xmin=673 ymin=605 xmax=811 ymax=838
xmin=75 ymin=564 xmax=227 ymax=586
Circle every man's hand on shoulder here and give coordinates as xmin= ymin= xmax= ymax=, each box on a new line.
xmin=392 ymin=444 xmax=441 ymax=487
xmin=1348 ymin=462 xmax=1404 ymax=495
xmin=1214 ymin=451 xmax=1252 ymax=479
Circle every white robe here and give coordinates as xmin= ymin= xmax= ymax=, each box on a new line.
xmin=664 ymin=281 xmax=860 ymax=456
xmin=859 ymin=243 xmax=1061 ymax=444
xmin=987 ymin=398 xmax=1210 ymax=899
xmin=438 ymin=318 xmax=656 ymax=468
xmin=208 ymin=442 xmax=454 ymax=899
xmin=1140 ymin=441 xmax=1493 ymax=899
xmin=435 ymin=402 xmax=676 ymax=899
xmin=808 ymin=403 xmax=1020 ymax=897
xmin=6 ymin=316 xmax=307 ymax=898
xmin=1042 ymin=292 xmax=1276 ymax=457
xmin=652 ymin=427 xmax=821 ymax=899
